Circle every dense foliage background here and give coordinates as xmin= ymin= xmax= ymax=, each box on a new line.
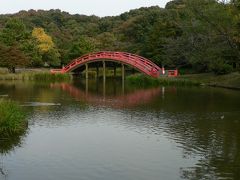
xmin=0 ymin=0 xmax=239 ymax=74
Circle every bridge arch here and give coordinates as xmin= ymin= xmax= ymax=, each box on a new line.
xmin=51 ymin=51 xmax=161 ymax=78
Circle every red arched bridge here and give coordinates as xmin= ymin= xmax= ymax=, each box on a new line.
xmin=51 ymin=51 xmax=178 ymax=78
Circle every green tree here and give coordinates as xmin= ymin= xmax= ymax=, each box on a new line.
xmin=0 ymin=4 xmax=239 ymax=73
xmin=181 ymin=0 xmax=239 ymax=73
xmin=42 ymin=48 xmax=61 ymax=67
xmin=0 ymin=18 xmax=28 ymax=46
xmin=161 ymin=0 xmax=239 ymax=73
xmin=0 ymin=18 xmax=44 ymax=68
xmin=21 ymin=39 xmax=43 ymax=67
xmin=142 ymin=12 xmax=183 ymax=67
xmin=65 ymin=36 xmax=96 ymax=63
xmin=0 ymin=19 xmax=32 ymax=71
xmin=96 ymin=32 xmax=118 ymax=51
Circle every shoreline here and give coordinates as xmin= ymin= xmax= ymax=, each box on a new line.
xmin=179 ymin=72 xmax=240 ymax=90
xmin=1 ymin=70 xmax=239 ymax=90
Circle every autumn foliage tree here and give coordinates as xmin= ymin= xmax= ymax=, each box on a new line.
xmin=32 ymin=28 xmax=60 ymax=66
xmin=0 ymin=19 xmax=29 ymax=72
xmin=0 ymin=44 xmax=28 ymax=73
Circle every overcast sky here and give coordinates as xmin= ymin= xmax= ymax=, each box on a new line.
xmin=0 ymin=0 xmax=170 ymax=17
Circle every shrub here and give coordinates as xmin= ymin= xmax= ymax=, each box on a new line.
xmin=0 ymin=99 xmax=27 ymax=137
xmin=210 ymin=60 xmax=233 ymax=75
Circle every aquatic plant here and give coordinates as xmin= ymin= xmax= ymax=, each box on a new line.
xmin=0 ymin=99 xmax=27 ymax=137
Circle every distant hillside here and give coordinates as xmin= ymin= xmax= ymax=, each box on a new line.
xmin=0 ymin=0 xmax=239 ymax=74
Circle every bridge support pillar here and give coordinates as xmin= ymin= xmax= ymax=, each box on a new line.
xmin=85 ymin=78 xmax=88 ymax=95
xmin=103 ymin=61 xmax=106 ymax=81
xmin=121 ymin=63 xmax=125 ymax=81
xmin=122 ymin=63 xmax=125 ymax=94
xmin=85 ymin=63 xmax=88 ymax=95
xmin=103 ymin=76 xmax=106 ymax=98
xmin=103 ymin=61 xmax=106 ymax=98
xmin=85 ymin=63 xmax=88 ymax=79
xmin=96 ymin=65 xmax=99 ymax=79
xmin=114 ymin=66 xmax=116 ymax=78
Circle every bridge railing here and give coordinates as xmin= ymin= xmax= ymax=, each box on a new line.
xmin=50 ymin=69 xmax=63 ymax=74
xmin=62 ymin=51 xmax=160 ymax=76
xmin=53 ymin=51 xmax=163 ymax=77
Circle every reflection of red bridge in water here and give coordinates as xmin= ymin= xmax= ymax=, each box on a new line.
xmin=50 ymin=83 xmax=171 ymax=108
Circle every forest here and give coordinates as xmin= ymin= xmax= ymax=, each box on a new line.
xmin=0 ymin=0 xmax=239 ymax=74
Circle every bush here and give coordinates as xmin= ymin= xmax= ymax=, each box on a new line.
xmin=210 ymin=60 xmax=233 ymax=75
xmin=0 ymin=99 xmax=27 ymax=137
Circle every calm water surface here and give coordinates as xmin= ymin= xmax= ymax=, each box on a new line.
xmin=0 ymin=78 xmax=240 ymax=180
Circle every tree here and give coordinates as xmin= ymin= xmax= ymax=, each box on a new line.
xmin=0 ymin=44 xmax=28 ymax=73
xmin=32 ymin=27 xmax=60 ymax=66
xmin=0 ymin=18 xmax=28 ymax=46
xmin=161 ymin=0 xmax=239 ymax=73
xmin=96 ymin=32 xmax=118 ymax=51
xmin=42 ymin=48 xmax=61 ymax=66
xmin=185 ymin=0 xmax=238 ymax=71
xmin=21 ymin=39 xmax=43 ymax=67
xmin=66 ymin=36 xmax=96 ymax=63
xmin=0 ymin=5 xmax=239 ymax=73
xmin=32 ymin=27 xmax=55 ymax=53
xmin=0 ymin=18 xmax=44 ymax=68
xmin=142 ymin=12 xmax=183 ymax=67
xmin=0 ymin=19 xmax=31 ymax=71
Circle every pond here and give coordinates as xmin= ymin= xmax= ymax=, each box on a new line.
xmin=0 ymin=78 xmax=240 ymax=180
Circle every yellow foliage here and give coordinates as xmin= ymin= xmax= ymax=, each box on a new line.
xmin=32 ymin=28 xmax=54 ymax=53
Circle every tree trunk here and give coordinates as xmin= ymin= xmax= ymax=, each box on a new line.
xmin=8 ymin=67 xmax=16 ymax=73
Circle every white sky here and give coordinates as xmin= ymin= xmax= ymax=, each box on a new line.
xmin=0 ymin=0 xmax=170 ymax=17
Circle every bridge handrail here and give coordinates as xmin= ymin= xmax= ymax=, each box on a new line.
xmin=59 ymin=51 xmax=161 ymax=77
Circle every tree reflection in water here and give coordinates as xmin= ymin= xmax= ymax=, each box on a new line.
xmin=1 ymin=80 xmax=239 ymax=179
xmin=0 ymin=128 xmax=28 ymax=179
xmin=0 ymin=156 xmax=7 ymax=180
xmin=50 ymin=82 xmax=240 ymax=179
xmin=162 ymin=112 xmax=240 ymax=179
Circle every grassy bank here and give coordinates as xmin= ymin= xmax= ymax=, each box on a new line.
xmin=33 ymin=72 xmax=72 ymax=81
xmin=127 ymin=72 xmax=240 ymax=90
xmin=82 ymin=68 xmax=123 ymax=78
xmin=0 ymin=72 xmax=72 ymax=82
xmin=0 ymin=99 xmax=27 ymax=137
xmin=179 ymin=72 xmax=240 ymax=90
xmin=0 ymin=73 xmax=33 ymax=80
xmin=126 ymin=74 xmax=200 ymax=88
